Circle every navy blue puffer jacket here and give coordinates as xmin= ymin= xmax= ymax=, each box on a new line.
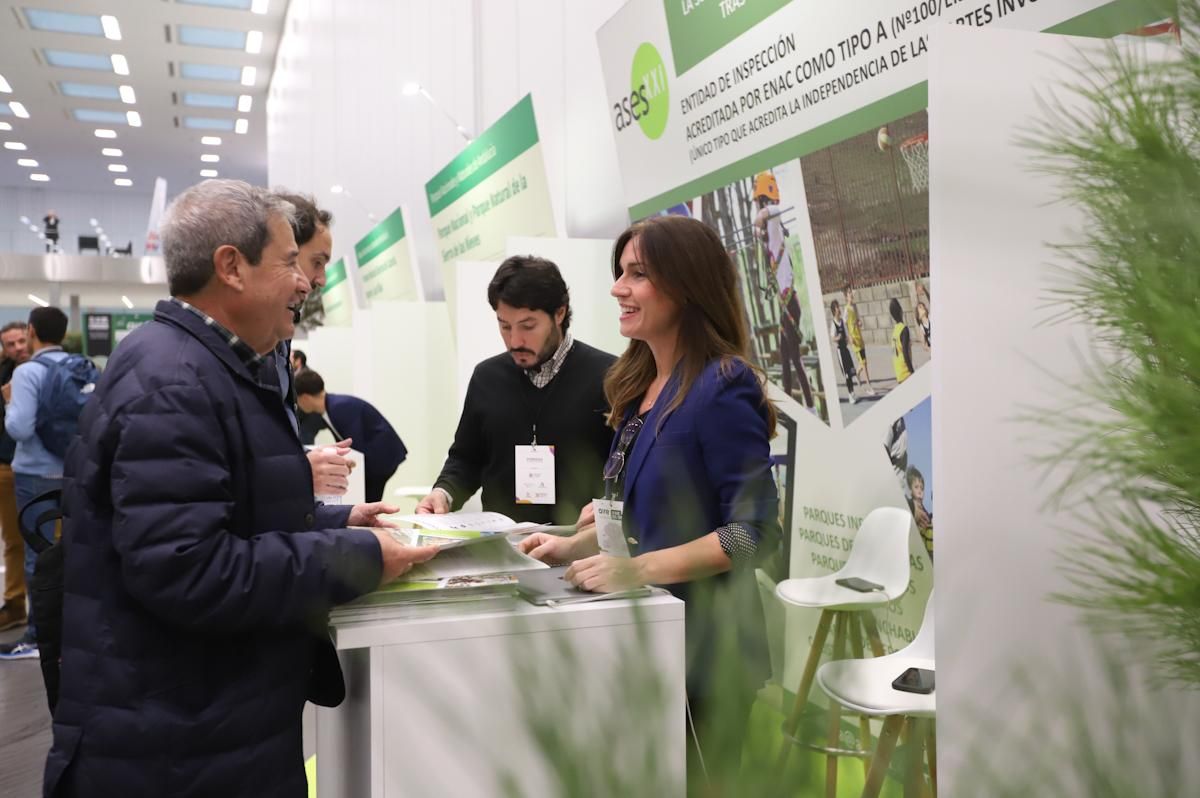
xmin=43 ymin=300 xmax=382 ymax=797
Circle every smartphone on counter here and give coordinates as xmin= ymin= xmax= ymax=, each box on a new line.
xmin=892 ymin=667 xmax=935 ymax=694
xmin=835 ymin=576 xmax=884 ymax=593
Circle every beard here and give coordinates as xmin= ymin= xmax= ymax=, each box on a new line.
xmin=517 ymin=326 xmax=562 ymax=371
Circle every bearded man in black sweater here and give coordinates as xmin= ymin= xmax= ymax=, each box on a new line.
xmin=417 ymin=256 xmax=615 ymax=525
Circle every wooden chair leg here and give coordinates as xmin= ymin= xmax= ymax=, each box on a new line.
xmin=774 ymin=609 xmax=835 ymax=775
xmin=861 ymin=610 xmax=887 ymax=657
xmin=848 ymin=616 xmax=873 ymax=778
xmin=861 ymin=715 xmax=903 ymax=798
xmin=903 ymin=718 xmax=927 ymax=798
xmin=825 ymin=613 xmax=848 ymax=798
xmin=926 ymin=721 xmax=937 ymax=796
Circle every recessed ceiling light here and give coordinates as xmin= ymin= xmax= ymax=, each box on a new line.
xmin=89 ymin=218 xmax=98 ymax=226
xmin=245 ymin=30 xmax=263 ymax=54
xmin=235 ymin=118 xmax=248 ymax=134
xmin=101 ymin=15 xmax=122 ymax=41
xmin=17 ymin=158 xmax=37 ymax=167
xmin=330 ymin=185 xmax=343 ymax=194
xmin=126 ymin=110 xmax=141 ymax=127
xmin=94 ymin=129 xmax=117 ymax=139
xmin=237 ymin=94 xmax=252 ymax=113
xmin=240 ymin=66 xmax=256 ymax=86
xmin=401 ymin=82 xmax=421 ymax=97
xmin=200 ymin=135 xmax=222 ymax=145
xmin=180 ymin=63 xmax=241 ymax=83
xmin=101 ymin=147 xmax=122 ymax=156
xmin=29 ymin=224 xmax=38 ymax=231
xmin=95 ymin=226 xmax=103 ymax=234
xmin=3 ymin=141 xmax=27 ymax=150
xmin=111 ymin=54 xmax=129 ymax=76
xmin=44 ymin=49 xmax=111 ymax=71
xmin=59 ymin=81 xmax=121 ymax=100
xmin=108 ymin=164 xmax=128 ymax=173
xmin=0 ymin=74 xmax=10 ymax=93
xmin=200 ymin=169 xmax=218 ymax=178
xmin=114 ymin=178 xmax=132 ymax=187
xmin=182 ymin=91 xmax=238 ymax=109
xmin=28 ymin=294 xmax=49 ymax=308
xmin=200 ymin=153 xmax=220 ymax=163
xmin=119 ymin=85 xmax=136 ymax=104
xmin=25 ymin=9 xmax=103 ymax=36
xmin=121 ymin=295 xmax=133 ymax=309
xmin=73 ymin=108 xmax=127 ymax=124
xmin=0 ymin=122 xmax=10 ymax=131
xmin=9 ymin=102 xmax=29 ymax=119
xmin=251 ymin=0 xmax=269 ymax=14
xmin=30 ymin=173 xmax=49 ymax=182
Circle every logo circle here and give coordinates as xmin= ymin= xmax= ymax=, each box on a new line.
xmin=630 ymin=43 xmax=669 ymax=140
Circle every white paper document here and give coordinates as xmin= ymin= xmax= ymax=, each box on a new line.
xmin=392 ymin=535 xmax=549 ymax=581
xmin=392 ymin=510 xmax=543 ymax=533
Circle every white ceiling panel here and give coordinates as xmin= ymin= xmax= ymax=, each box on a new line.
xmin=0 ymin=0 xmax=288 ymax=195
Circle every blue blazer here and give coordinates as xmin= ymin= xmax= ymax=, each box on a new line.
xmin=617 ymin=357 xmax=780 ymax=694
xmin=619 ymin=357 xmax=780 ymax=563
xmin=326 ymin=393 xmax=407 ymax=486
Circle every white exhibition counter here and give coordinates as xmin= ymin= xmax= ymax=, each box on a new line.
xmin=316 ymin=592 xmax=687 ymax=797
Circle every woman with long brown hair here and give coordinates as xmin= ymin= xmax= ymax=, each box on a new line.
xmin=520 ymin=214 xmax=781 ymax=784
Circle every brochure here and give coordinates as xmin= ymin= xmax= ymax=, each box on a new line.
xmin=349 ymin=573 xmax=522 ymax=607
xmin=388 ymin=530 xmax=550 ymax=581
xmin=389 ymin=510 xmax=546 ymax=550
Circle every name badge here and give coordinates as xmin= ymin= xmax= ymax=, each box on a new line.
xmin=593 ymin=498 xmax=630 ymax=558
xmin=515 ymin=445 xmax=555 ymax=505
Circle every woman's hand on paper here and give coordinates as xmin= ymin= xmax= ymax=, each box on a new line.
xmin=564 ymin=554 xmax=645 ymax=593
xmin=574 ymin=502 xmax=595 ymax=530
xmin=518 ymin=526 xmax=599 ymax=565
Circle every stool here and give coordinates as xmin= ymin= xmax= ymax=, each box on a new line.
xmin=817 ymin=591 xmax=936 ymax=797
xmin=772 ymin=506 xmax=914 ymax=791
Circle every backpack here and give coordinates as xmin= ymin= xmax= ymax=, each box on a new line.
xmin=29 ymin=353 xmax=99 ymax=458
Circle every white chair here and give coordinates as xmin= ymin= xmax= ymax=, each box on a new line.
xmin=817 ymin=591 xmax=936 ymax=797
xmin=772 ymin=506 xmax=913 ymax=783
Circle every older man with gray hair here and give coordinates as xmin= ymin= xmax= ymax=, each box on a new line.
xmin=43 ymin=179 xmax=436 ymax=797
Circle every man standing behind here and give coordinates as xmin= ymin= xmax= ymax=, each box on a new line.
xmin=0 ymin=322 xmax=30 ymax=633
xmin=417 ymin=256 xmax=615 ymax=525
xmin=42 ymin=180 xmax=436 ymax=796
xmin=295 ymin=370 xmax=407 ymax=503
xmin=271 ymin=193 xmax=354 ymax=497
xmin=0 ymin=306 xmax=73 ymax=661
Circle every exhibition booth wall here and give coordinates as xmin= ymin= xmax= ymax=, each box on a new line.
xmin=931 ymin=23 xmax=1200 ymax=794
xmin=268 ymin=0 xmax=637 ymax=502
xmin=265 ymin=1 xmax=1195 ymax=793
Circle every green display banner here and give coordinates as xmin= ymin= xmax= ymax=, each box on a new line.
xmin=320 ymin=258 xmax=354 ymax=327
xmin=425 ymin=94 xmax=541 ymax=218
xmin=425 ymin=93 xmax=557 ymax=270
xmin=664 ymin=0 xmax=791 ymax=76
xmin=355 ymin=206 xmax=420 ymax=302
xmin=112 ymin=312 xmax=154 ymax=344
xmin=597 ymin=0 xmax=1161 ymax=220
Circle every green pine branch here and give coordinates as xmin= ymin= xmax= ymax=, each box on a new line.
xmin=1027 ymin=1 xmax=1200 ymax=686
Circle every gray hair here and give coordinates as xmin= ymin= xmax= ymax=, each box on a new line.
xmin=161 ymin=178 xmax=296 ymax=296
